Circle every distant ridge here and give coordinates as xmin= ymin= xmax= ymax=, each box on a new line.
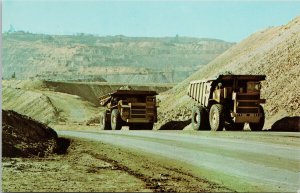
xmin=3 ymin=32 xmax=234 ymax=83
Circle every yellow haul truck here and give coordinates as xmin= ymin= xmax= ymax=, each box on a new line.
xmin=188 ymin=75 xmax=266 ymax=131
xmin=99 ymin=90 xmax=158 ymax=130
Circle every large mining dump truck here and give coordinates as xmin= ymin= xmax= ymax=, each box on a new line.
xmin=188 ymin=75 xmax=266 ymax=131
xmin=99 ymin=90 xmax=158 ymax=130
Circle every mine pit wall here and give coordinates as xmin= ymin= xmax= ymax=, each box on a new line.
xmin=44 ymin=81 xmax=173 ymax=106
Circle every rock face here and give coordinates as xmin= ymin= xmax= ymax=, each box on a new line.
xmin=2 ymin=34 xmax=234 ymax=83
xmin=158 ymin=16 xmax=300 ymax=129
xmin=2 ymin=110 xmax=70 ymax=157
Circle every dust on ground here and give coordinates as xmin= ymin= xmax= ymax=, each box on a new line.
xmin=2 ymin=137 xmax=230 ymax=192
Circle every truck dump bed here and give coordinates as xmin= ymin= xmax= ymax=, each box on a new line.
xmin=188 ymin=75 xmax=266 ymax=106
xmin=110 ymin=90 xmax=157 ymax=96
xmin=99 ymin=90 xmax=158 ymax=107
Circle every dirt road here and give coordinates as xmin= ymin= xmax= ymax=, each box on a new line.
xmin=59 ymin=130 xmax=300 ymax=192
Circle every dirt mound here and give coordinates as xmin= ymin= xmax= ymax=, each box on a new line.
xmin=158 ymin=16 xmax=300 ymax=129
xmin=2 ymin=110 xmax=70 ymax=157
xmin=269 ymin=116 xmax=300 ymax=132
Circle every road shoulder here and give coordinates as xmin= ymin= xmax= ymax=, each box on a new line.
xmin=2 ymin=136 xmax=230 ymax=192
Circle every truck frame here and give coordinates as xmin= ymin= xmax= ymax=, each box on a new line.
xmin=188 ymin=75 xmax=266 ymax=131
xmin=99 ymin=90 xmax=158 ymax=130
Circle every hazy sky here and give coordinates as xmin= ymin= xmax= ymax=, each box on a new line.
xmin=3 ymin=0 xmax=300 ymax=42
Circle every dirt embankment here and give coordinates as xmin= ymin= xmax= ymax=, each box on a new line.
xmin=2 ymin=110 xmax=70 ymax=158
xmin=2 ymin=83 xmax=59 ymax=124
xmin=2 ymin=82 xmax=99 ymax=125
xmin=158 ymin=16 xmax=300 ymax=129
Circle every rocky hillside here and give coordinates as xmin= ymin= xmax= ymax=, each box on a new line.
xmin=158 ymin=16 xmax=300 ymax=128
xmin=3 ymin=33 xmax=233 ymax=83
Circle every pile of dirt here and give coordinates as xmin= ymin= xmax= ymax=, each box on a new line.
xmin=269 ymin=116 xmax=300 ymax=132
xmin=158 ymin=16 xmax=300 ymax=129
xmin=2 ymin=110 xmax=70 ymax=157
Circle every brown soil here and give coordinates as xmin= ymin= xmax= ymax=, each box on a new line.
xmin=2 ymin=110 xmax=70 ymax=158
xmin=2 ymin=137 xmax=230 ymax=192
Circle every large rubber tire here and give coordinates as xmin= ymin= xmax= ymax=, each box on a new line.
xmin=191 ymin=106 xmax=209 ymax=130
xmin=209 ymin=104 xmax=225 ymax=131
xmin=249 ymin=105 xmax=265 ymax=131
xmin=111 ymin=109 xmax=122 ymax=130
xmin=100 ymin=111 xmax=111 ymax=130
xmin=225 ymin=123 xmax=244 ymax=131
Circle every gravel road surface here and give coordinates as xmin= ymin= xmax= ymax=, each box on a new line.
xmin=58 ymin=130 xmax=300 ymax=192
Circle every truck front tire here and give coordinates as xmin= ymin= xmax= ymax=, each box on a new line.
xmin=192 ymin=106 xmax=209 ymax=130
xmin=100 ymin=111 xmax=111 ymax=130
xmin=249 ymin=105 xmax=265 ymax=131
xmin=111 ymin=109 xmax=122 ymax=130
xmin=209 ymin=104 xmax=225 ymax=131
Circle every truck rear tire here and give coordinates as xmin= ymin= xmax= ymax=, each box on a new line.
xmin=111 ymin=109 xmax=122 ymax=130
xmin=100 ymin=111 xmax=111 ymax=130
xmin=209 ymin=104 xmax=225 ymax=131
xmin=192 ymin=106 xmax=209 ymax=130
xmin=249 ymin=105 xmax=265 ymax=131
